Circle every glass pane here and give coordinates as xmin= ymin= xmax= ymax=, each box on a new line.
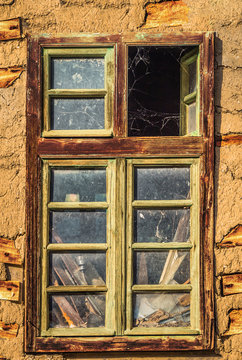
xmin=50 ymin=168 xmax=106 ymax=202
xmin=133 ymin=292 xmax=190 ymax=327
xmin=51 ymin=58 xmax=105 ymax=89
xmin=128 ymin=46 xmax=197 ymax=136
xmin=51 ymin=98 xmax=105 ymax=130
xmin=49 ymin=293 xmax=105 ymax=328
xmin=134 ymin=167 xmax=190 ymax=200
xmin=49 ymin=252 xmax=106 ymax=286
xmin=134 ymin=209 xmax=190 ymax=243
xmin=187 ymin=102 xmax=197 ymax=133
xmin=133 ymin=250 xmax=190 ymax=285
xmin=188 ymin=61 xmax=197 ymax=93
xmin=50 ymin=210 xmax=106 ymax=244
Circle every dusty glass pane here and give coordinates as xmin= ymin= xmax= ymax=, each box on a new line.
xmin=49 ymin=210 xmax=106 ymax=244
xmin=188 ymin=61 xmax=197 ymax=94
xmin=134 ymin=167 xmax=190 ymax=200
xmin=133 ymin=292 xmax=190 ymax=327
xmin=50 ymin=168 xmax=106 ymax=202
xmin=51 ymin=98 xmax=105 ymax=130
xmin=49 ymin=293 xmax=106 ymax=328
xmin=134 ymin=209 xmax=190 ymax=243
xmin=49 ymin=252 xmax=106 ymax=286
xmin=187 ymin=102 xmax=197 ymax=133
xmin=133 ymin=250 xmax=190 ymax=285
xmin=51 ymin=58 xmax=105 ymax=89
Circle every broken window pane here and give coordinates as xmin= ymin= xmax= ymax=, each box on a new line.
xmin=49 ymin=252 xmax=106 ymax=286
xmin=49 ymin=210 xmax=106 ymax=244
xmin=49 ymin=293 xmax=106 ymax=328
xmin=133 ymin=292 xmax=190 ymax=328
xmin=50 ymin=168 xmax=106 ymax=202
xmin=134 ymin=208 xmax=190 ymax=243
xmin=128 ymin=46 xmax=196 ymax=136
xmin=51 ymin=98 xmax=105 ymax=130
xmin=134 ymin=167 xmax=190 ymax=200
xmin=51 ymin=58 xmax=105 ymax=89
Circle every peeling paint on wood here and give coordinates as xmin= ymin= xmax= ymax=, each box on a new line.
xmin=0 ymin=321 xmax=18 ymax=338
xmin=0 ymin=280 xmax=20 ymax=301
xmin=0 ymin=18 xmax=21 ymax=41
xmin=224 ymin=309 xmax=242 ymax=336
xmin=143 ymin=1 xmax=188 ymax=28
xmin=0 ymin=238 xmax=22 ymax=265
xmin=35 ymin=335 xmax=203 ymax=352
xmin=218 ymin=225 xmax=242 ymax=247
xmin=0 ymin=66 xmax=24 ymax=88
xmin=222 ymin=274 xmax=242 ymax=296
xmin=216 ymin=134 xmax=242 ymax=147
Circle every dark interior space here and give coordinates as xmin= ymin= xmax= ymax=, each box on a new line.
xmin=128 ymin=46 xmax=195 ymax=136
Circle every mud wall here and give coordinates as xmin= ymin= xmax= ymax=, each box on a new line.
xmin=0 ymin=1 xmax=241 ymax=359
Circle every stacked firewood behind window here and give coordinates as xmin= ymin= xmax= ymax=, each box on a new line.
xmin=50 ymin=209 xmax=190 ymax=328
xmin=50 ymin=233 xmax=106 ymax=328
xmin=133 ymin=209 xmax=191 ymax=328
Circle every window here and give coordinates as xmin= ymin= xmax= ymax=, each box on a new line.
xmin=26 ymin=33 xmax=214 ymax=352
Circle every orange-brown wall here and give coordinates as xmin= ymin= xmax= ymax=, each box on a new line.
xmin=0 ymin=1 xmax=241 ymax=359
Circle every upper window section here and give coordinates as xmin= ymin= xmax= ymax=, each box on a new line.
xmin=42 ymin=47 xmax=114 ymax=137
xmin=128 ymin=46 xmax=199 ymax=137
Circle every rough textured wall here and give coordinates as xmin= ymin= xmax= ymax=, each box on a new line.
xmin=0 ymin=0 xmax=241 ymax=359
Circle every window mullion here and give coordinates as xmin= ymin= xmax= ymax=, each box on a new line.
xmin=41 ymin=160 xmax=50 ymax=334
xmin=105 ymin=159 xmax=116 ymax=333
xmin=114 ymin=158 xmax=126 ymax=335
xmin=190 ymin=158 xmax=200 ymax=331
xmin=126 ymin=159 xmax=134 ymax=332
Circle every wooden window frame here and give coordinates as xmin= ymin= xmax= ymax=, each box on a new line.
xmin=42 ymin=47 xmax=114 ymax=137
xmin=26 ymin=33 xmax=214 ymax=353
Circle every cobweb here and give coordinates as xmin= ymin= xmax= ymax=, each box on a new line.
xmin=128 ymin=46 xmax=186 ymax=136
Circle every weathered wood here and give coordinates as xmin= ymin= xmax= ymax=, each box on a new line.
xmin=26 ymin=33 xmax=214 ymax=352
xmin=115 ymin=40 xmax=126 ymax=136
xmin=144 ymin=1 xmax=188 ymax=28
xmin=35 ymin=335 xmax=203 ymax=352
xmin=224 ymin=309 xmax=242 ymax=335
xmin=216 ymin=134 xmax=242 ymax=147
xmin=200 ymin=32 xmax=215 ymax=350
xmin=0 ymin=18 xmax=21 ymax=41
xmin=218 ymin=225 xmax=242 ymax=247
xmin=0 ymin=66 xmax=23 ymax=88
xmin=38 ymin=137 xmax=204 ymax=157
xmin=0 ymin=280 xmax=20 ymax=301
xmin=0 ymin=321 xmax=18 ymax=338
xmin=25 ymin=37 xmax=41 ymax=353
xmin=222 ymin=274 xmax=242 ymax=296
xmin=0 ymin=238 xmax=22 ymax=265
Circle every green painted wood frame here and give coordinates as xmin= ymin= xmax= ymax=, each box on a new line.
xmin=180 ymin=48 xmax=200 ymax=136
xmin=42 ymin=47 xmax=115 ymax=137
xmin=125 ymin=158 xmax=200 ymax=335
xmin=41 ymin=158 xmax=116 ymax=336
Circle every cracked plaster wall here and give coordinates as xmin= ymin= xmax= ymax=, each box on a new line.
xmin=0 ymin=0 xmax=241 ymax=359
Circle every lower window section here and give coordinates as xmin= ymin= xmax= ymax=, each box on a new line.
xmin=40 ymin=158 xmax=200 ymax=337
